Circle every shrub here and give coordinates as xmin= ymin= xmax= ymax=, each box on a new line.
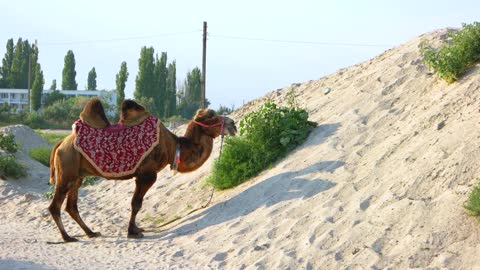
xmin=0 ymin=133 xmax=18 ymax=153
xmin=44 ymin=185 xmax=55 ymax=199
xmin=0 ymin=154 xmax=26 ymax=179
xmin=420 ymin=21 xmax=480 ymax=83
xmin=23 ymin=111 xmax=49 ymax=129
xmin=83 ymin=176 xmax=98 ymax=186
xmin=29 ymin=147 xmax=51 ymax=167
xmin=35 ymin=130 xmax=69 ymax=144
xmin=44 ymin=176 xmax=99 ymax=199
xmin=465 ymin=181 xmax=480 ymax=216
xmin=209 ymin=95 xmax=317 ymax=190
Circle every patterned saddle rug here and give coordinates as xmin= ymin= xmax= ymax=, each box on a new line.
xmin=73 ymin=115 xmax=160 ymax=177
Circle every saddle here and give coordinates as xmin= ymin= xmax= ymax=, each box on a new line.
xmin=74 ymin=98 xmax=159 ymax=177
xmin=79 ymin=98 xmax=150 ymax=128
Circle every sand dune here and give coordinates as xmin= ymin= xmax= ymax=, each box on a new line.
xmin=2 ymin=28 xmax=480 ymax=269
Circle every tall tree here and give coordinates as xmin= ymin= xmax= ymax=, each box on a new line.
xmin=29 ymin=41 xmax=40 ymax=88
xmin=179 ymin=67 xmax=202 ymax=118
xmin=20 ymin=39 xmax=31 ymax=89
xmin=50 ymin=79 xmax=57 ymax=90
xmin=134 ymin=47 xmax=156 ymax=113
xmin=31 ymin=63 xmax=44 ymax=111
xmin=165 ymin=61 xmax=177 ymax=117
xmin=153 ymin=52 xmax=167 ymax=118
xmin=8 ymin=38 xmax=25 ymax=88
xmin=115 ymin=61 xmax=128 ymax=109
xmin=62 ymin=50 xmax=77 ymax=90
xmin=0 ymin=39 xmax=14 ymax=88
xmin=30 ymin=42 xmax=43 ymax=111
xmin=87 ymin=67 xmax=97 ymax=90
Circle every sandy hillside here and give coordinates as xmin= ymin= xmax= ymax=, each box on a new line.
xmin=2 ymin=28 xmax=480 ymax=269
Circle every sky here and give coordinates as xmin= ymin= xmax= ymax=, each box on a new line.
xmin=1 ymin=0 xmax=479 ymax=109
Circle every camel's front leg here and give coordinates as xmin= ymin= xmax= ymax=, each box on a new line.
xmin=128 ymin=173 xmax=156 ymax=238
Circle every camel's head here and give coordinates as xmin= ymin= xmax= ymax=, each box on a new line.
xmin=193 ymin=109 xmax=237 ymax=137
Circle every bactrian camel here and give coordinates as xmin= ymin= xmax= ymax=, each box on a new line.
xmin=48 ymin=99 xmax=237 ymax=242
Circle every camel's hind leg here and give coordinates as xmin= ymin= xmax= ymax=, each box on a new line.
xmin=65 ymin=177 xmax=100 ymax=238
xmin=128 ymin=173 xmax=156 ymax=238
xmin=48 ymin=179 xmax=78 ymax=242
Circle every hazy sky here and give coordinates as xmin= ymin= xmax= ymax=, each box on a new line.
xmin=2 ymin=0 xmax=479 ymax=109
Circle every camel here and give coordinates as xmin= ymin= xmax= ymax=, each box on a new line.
xmin=48 ymin=99 xmax=237 ymax=242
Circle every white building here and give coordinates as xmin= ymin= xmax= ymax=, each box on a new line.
xmin=0 ymin=89 xmax=116 ymax=113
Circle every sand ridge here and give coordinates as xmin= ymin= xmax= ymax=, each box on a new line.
xmin=1 ymin=28 xmax=480 ymax=269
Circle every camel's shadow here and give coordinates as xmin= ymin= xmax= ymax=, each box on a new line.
xmin=155 ymin=160 xmax=343 ymax=240
xmin=146 ymin=122 xmax=343 ymax=240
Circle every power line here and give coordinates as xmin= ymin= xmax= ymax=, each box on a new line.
xmin=41 ymin=30 xmax=202 ymax=46
xmin=209 ymin=33 xmax=394 ymax=48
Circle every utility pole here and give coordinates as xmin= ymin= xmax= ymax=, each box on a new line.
xmin=201 ymin=21 xmax=207 ymax=109
xmin=27 ymin=54 xmax=32 ymax=112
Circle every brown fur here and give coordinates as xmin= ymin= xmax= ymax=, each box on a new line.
xmin=48 ymin=101 xmax=237 ymax=242
xmin=79 ymin=98 xmax=110 ymax=128
xmin=119 ymin=99 xmax=150 ymax=126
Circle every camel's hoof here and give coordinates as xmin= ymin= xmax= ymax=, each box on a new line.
xmin=127 ymin=232 xmax=144 ymax=239
xmin=87 ymin=232 xmax=101 ymax=238
xmin=64 ymin=236 xmax=79 ymax=242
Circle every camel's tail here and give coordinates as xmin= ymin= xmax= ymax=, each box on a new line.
xmin=49 ymin=139 xmax=63 ymax=185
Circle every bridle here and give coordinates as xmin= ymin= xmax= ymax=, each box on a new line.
xmin=165 ymin=114 xmax=228 ymax=228
xmin=172 ymin=116 xmax=226 ymax=173
xmin=191 ymin=116 xmax=225 ymax=130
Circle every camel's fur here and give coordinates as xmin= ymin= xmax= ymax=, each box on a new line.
xmin=48 ymin=99 xmax=237 ymax=242
xmin=78 ymin=98 xmax=110 ymax=128
xmin=119 ymin=99 xmax=151 ymax=127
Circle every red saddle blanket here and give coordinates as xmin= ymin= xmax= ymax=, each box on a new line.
xmin=73 ymin=115 xmax=160 ymax=177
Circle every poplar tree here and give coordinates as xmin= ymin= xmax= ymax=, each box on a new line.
xmin=50 ymin=79 xmax=57 ymax=90
xmin=20 ymin=39 xmax=31 ymax=89
xmin=9 ymin=38 xmax=24 ymax=88
xmin=180 ymin=67 xmax=202 ymax=118
xmin=31 ymin=64 xmax=44 ymax=111
xmin=115 ymin=61 xmax=128 ymax=109
xmin=62 ymin=50 xmax=77 ymax=90
xmin=30 ymin=42 xmax=44 ymax=111
xmin=0 ymin=39 xmax=14 ymax=88
xmin=134 ymin=47 xmax=156 ymax=114
xmin=87 ymin=67 xmax=97 ymax=90
xmin=154 ymin=52 xmax=167 ymax=117
xmin=165 ymin=61 xmax=177 ymax=117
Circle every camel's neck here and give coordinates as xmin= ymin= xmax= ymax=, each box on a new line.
xmin=174 ymin=125 xmax=215 ymax=173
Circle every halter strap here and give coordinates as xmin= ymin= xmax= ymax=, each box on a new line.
xmin=191 ymin=116 xmax=225 ymax=129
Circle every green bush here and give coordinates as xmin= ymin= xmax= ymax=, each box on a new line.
xmin=83 ymin=176 xmax=98 ymax=186
xmin=35 ymin=130 xmax=69 ymax=144
xmin=420 ymin=21 xmax=480 ymax=83
xmin=465 ymin=181 xmax=480 ymax=216
xmin=0 ymin=133 xmax=18 ymax=153
xmin=23 ymin=111 xmax=49 ymax=129
xmin=0 ymin=154 xmax=26 ymax=179
xmin=209 ymin=97 xmax=317 ymax=190
xmin=44 ymin=176 xmax=99 ymax=199
xmin=29 ymin=147 xmax=51 ymax=167
xmin=44 ymin=185 xmax=55 ymax=199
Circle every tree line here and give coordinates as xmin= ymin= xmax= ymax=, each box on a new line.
xmin=0 ymin=37 xmax=209 ymax=122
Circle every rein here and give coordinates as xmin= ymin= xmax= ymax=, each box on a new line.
xmin=160 ymin=116 xmax=226 ymax=229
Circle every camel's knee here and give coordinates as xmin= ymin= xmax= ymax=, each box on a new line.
xmin=48 ymin=203 xmax=60 ymax=217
